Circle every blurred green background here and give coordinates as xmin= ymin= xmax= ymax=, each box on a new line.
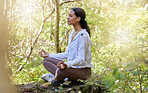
xmin=5 ymin=0 xmax=148 ymax=92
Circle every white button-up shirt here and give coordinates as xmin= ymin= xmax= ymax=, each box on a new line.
xmin=49 ymin=29 xmax=93 ymax=68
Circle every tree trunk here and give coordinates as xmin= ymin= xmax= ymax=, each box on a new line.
xmin=0 ymin=0 xmax=16 ymax=92
xmin=15 ymin=0 xmax=79 ymax=74
xmin=55 ymin=0 xmax=60 ymax=53
xmin=14 ymin=9 xmax=55 ymax=74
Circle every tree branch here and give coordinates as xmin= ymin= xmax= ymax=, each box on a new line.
xmin=14 ymin=0 xmax=79 ymax=74
xmin=59 ymin=29 xmax=70 ymax=48
xmin=59 ymin=0 xmax=79 ymax=6
xmin=14 ymin=9 xmax=55 ymax=75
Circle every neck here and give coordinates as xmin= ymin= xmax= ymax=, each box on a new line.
xmin=73 ymin=23 xmax=83 ymax=32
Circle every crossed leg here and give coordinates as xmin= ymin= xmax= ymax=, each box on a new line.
xmin=43 ymin=57 xmax=91 ymax=81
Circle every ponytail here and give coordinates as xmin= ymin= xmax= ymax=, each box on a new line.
xmin=80 ymin=19 xmax=91 ymax=37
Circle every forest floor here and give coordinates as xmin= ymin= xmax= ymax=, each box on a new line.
xmin=17 ymin=80 xmax=106 ymax=93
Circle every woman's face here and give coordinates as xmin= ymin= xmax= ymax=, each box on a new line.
xmin=67 ymin=10 xmax=79 ymax=25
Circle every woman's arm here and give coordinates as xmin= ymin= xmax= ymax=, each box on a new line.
xmin=39 ymin=49 xmax=68 ymax=60
xmin=48 ymin=49 xmax=68 ymax=60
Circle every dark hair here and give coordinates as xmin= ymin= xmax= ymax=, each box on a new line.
xmin=71 ymin=7 xmax=91 ymax=37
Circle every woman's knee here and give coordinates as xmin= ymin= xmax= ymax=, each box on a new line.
xmin=43 ymin=57 xmax=49 ymax=65
xmin=57 ymin=69 xmax=65 ymax=80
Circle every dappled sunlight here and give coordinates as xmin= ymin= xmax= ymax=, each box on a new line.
xmin=15 ymin=0 xmax=37 ymax=20
xmin=114 ymin=29 xmax=133 ymax=45
xmin=5 ymin=0 xmax=148 ymax=92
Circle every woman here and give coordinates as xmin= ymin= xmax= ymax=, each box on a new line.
xmin=40 ymin=7 xmax=93 ymax=86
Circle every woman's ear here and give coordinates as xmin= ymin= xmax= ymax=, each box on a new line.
xmin=77 ymin=17 xmax=81 ymax=22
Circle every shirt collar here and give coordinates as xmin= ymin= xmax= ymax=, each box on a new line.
xmin=72 ymin=29 xmax=87 ymax=41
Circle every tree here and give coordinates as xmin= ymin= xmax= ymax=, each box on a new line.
xmin=55 ymin=0 xmax=60 ymax=53
xmin=0 ymin=0 xmax=16 ymax=92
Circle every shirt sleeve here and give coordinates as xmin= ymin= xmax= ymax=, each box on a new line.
xmin=48 ymin=49 xmax=68 ymax=60
xmin=64 ymin=34 xmax=88 ymax=68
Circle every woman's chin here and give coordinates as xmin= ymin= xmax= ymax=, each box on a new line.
xmin=67 ymin=23 xmax=71 ymax=25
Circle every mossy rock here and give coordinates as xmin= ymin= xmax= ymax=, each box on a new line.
xmin=17 ymin=80 xmax=107 ymax=93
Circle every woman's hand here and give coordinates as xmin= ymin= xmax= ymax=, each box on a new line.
xmin=57 ymin=61 xmax=67 ymax=69
xmin=40 ymin=49 xmax=49 ymax=58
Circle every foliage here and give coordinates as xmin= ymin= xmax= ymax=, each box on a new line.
xmin=6 ymin=0 xmax=148 ymax=92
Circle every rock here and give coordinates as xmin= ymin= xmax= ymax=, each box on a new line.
xmin=17 ymin=80 xmax=107 ymax=93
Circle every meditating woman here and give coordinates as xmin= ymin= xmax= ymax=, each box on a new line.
xmin=40 ymin=7 xmax=93 ymax=87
